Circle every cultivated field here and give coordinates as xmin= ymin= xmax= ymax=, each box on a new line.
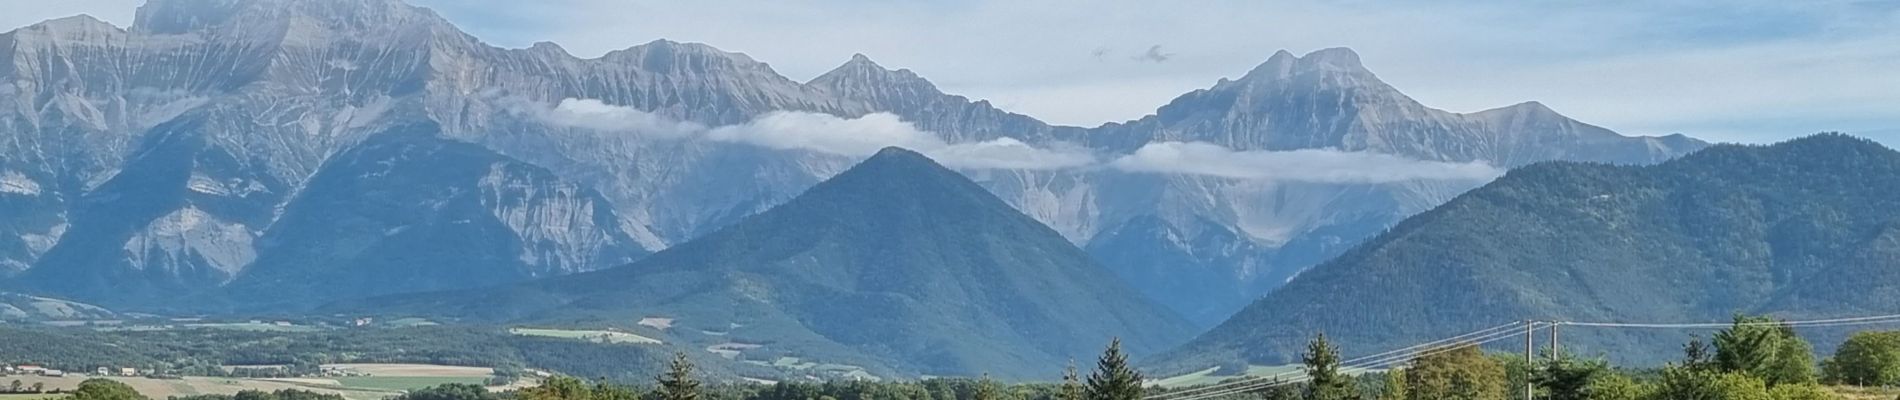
xmin=3 ymin=375 xmax=398 ymax=400
xmin=321 ymin=363 xmax=494 ymax=378
xmin=1149 ymin=365 xmax=1305 ymax=388
xmin=4 ymin=363 xmax=501 ymax=400
xmin=508 ymin=327 xmax=662 ymax=344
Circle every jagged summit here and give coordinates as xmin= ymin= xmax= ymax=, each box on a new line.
xmin=1300 ymin=47 xmax=1364 ymax=69
xmin=131 ymin=0 xmax=451 ymax=36
xmin=5 ymin=14 xmax=124 ymax=41
xmin=810 ymin=52 xmax=936 ymax=91
xmin=1240 ymin=47 xmax=1369 ymax=81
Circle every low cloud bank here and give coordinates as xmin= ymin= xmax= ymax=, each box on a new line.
xmin=1108 ymin=141 xmax=1503 ymax=183
xmin=525 ymin=98 xmax=1500 ymax=181
xmin=526 ymin=99 xmax=1094 ymax=170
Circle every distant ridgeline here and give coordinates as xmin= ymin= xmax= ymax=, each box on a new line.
xmin=1154 ymin=133 xmax=1900 ymax=373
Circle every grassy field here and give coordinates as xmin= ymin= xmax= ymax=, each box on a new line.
xmin=181 ymin=322 xmax=325 ymax=332
xmin=3 ymin=375 xmax=397 ymax=400
xmin=508 ymin=327 xmax=661 ymax=344
xmin=1150 ymin=365 xmax=1305 ymax=388
xmin=322 ymin=363 xmax=493 ymax=378
xmin=1831 ymin=385 xmax=1900 ymax=400
xmin=3 ymin=363 xmax=499 ymax=400
xmin=332 ymin=376 xmax=487 ymax=391
xmin=0 ymin=394 xmax=65 ymax=400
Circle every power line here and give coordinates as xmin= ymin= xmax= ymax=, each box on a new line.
xmin=1159 ymin=329 xmax=1538 ymax=400
xmin=1558 ymin=313 xmax=1900 ymax=329
xmin=1153 ymin=324 xmax=1547 ymax=400
xmin=1144 ymin=321 xmax=1525 ymax=400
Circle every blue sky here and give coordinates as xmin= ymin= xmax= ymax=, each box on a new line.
xmin=5 ymin=0 xmax=1896 ymax=146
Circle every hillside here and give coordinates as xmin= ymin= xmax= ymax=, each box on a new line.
xmin=1155 ymin=133 xmax=1900 ymax=371
xmin=352 ymin=147 xmax=1197 ymax=379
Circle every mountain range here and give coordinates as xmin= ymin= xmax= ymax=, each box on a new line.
xmin=1153 ymin=134 xmax=1900 ymax=371
xmin=0 ymin=0 xmax=1705 ymax=324
xmin=347 ymin=147 xmax=1197 ymax=378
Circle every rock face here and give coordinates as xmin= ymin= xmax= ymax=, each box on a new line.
xmin=2 ymin=0 xmax=1703 ymax=320
xmin=222 ymin=121 xmax=646 ymax=309
xmin=1153 ymin=134 xmax=1900 ymax=370
xmin=355 ymin=148 xmax=1197 ymax=378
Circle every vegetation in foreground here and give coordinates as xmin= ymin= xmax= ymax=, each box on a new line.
xmin=21 ymin=315 xmax=1900 ymax=400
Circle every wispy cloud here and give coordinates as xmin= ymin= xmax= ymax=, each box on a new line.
xmin=1131 ymin=45 xmax=1173 ymax=63
xmin=530 ymin=98 xmax=706 ymax=138
xmin=523 ymin=98 xmax=1095 ymax=170
xmin=520 ymin=98 xmax=1507 ymax=180
xmin=1108 ymin=141 xmax=1504 ymax=183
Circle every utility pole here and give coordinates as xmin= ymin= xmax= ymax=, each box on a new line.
xmin=1548 ymin=323 xmax=1560 ymax=361
xmin=1525 ymin=321 xmax=1535 ymax=400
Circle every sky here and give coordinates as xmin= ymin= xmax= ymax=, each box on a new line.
xmin=4 ymin=0 xmax=1897 ymax=146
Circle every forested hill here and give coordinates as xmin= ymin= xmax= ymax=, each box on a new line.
xmin=351 ymin=147 xmax=1195 ymax=379
xmin=1155 ymin=133 xmax=1900 ymax=372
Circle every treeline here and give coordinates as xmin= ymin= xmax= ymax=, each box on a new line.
xmin=0 ymin=325 xmax=735 ymax=382
xmin=1224 ymin=315 xmax=1898 ymax=400
xmin=386 ymin=317 xmax=1900 ymax=400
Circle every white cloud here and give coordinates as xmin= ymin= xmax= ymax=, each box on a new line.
xmin=706 ymin=111 xmax=935 ymax=156
xmin=930 ymin=138 xmax=1097 ymax=170
xmin=1109 ymin=141 xmax=1504 ymax=184
xmin=706 ymin=111 xmax=1096 ymax=170
xmin=529 ymin=98 xmax=706 ymax=138
xmin=524 ymin=99 xmax=1094 ymax=170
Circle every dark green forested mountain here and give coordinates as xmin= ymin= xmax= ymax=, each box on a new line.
xmin=349 ymin=147 xmax=1196 ymax=378
xmin=1154 ymin=133 xmax=1900 ymax=372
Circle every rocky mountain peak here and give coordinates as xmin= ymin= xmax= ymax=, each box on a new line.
xmin=132 ymin=0 xmax=451 ymax=38
xmin=810 ymin=53 xmax=939 ymax=94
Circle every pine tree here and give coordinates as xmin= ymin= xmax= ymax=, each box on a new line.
xmin=976 ymin=374 xmax=1003 ymax=400
xmin=1062 ymin=360 xmax=1085 ymax=400
xmin=1683 ymin=336 xmax=1714 ymax=371
xmin=1086 ymin=338 xmax=1145 ymax=400
xmin=1302 ymin=333 xmax=1356 ymax=400
xmin=1377 ymin=369 xmax=1407 ymax=400
xmin=655 ymin=352 xmax=701 ymax=400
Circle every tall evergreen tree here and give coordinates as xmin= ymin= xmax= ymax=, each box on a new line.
xmin=1376 ymin=370 xmax=1407 ymax=400
xmin=1302 ymin=333 xmax=1355 ymax=400
xmin=1714 ymin=316 xmax=1778 ymax=378
xmin=655 ymin=352 xmax=701 ymax=400
xmin=1533 ymin=354 xmax=1606 ymax=400
xmin=1062 ymin=360 xmax=1085 ymax=400
xmin=975 ymin=374 xmax=1002 ymax=400
xmin=1086 ymin=338 xmax=1145 ymax=400
xmin=1683 ymin=336 xmax=1715 ymax=372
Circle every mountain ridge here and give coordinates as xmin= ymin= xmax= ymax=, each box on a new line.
xmin=1152 ymin=133 xmax=1899 ymax=371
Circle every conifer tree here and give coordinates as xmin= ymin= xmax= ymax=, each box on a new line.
xmin=976 ymin=374 xmax=1003 ymax=400
xmin=656 ymin=352 xmax=701 ymax=400
xmin=1303 ymin=333 xmax=1356 ymax=400
xmin=1062 ymin=360 xmax=1085 ymax=400
xmin=1086 ymin=338 xmax=1145 ymax=400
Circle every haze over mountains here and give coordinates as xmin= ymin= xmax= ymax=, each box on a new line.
xmin=1153 ymin=134 xmax=1900 ymax=371
xmin=0 ymin=0 xmax=1708 ymax=325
